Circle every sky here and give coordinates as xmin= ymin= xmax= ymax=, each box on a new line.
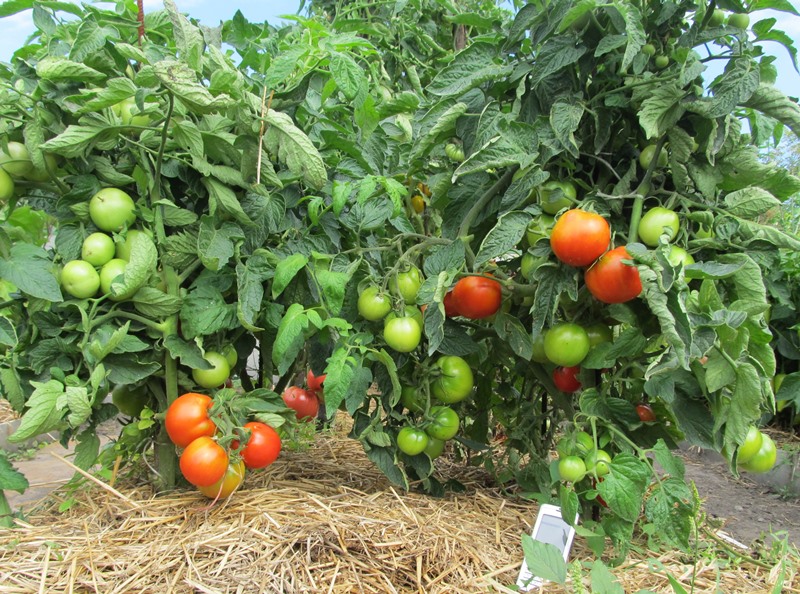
xmin=0 ymin=0 xmax=798 ymax=98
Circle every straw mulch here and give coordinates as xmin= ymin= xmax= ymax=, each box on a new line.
xmin=0 ymin=424 xmax=796 ymax=594
xmin=0 ymin=399 xmax=17 ymax=423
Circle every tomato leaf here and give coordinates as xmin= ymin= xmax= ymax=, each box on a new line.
xmin=163 ymin=335 xmax=208 ymax=370
xmin=9 ymin=380 xmax=65 ymax=443
xmin=0 ymin=453 xmax=28 ymax=494
xmin=272 ymin=303 xmax=309 ymax=375
xmin=73 ymin=431 xmax=101 ymax=470
xmin=427 ymin=42 xmax=513 ymax=97
xmin=0 ymin=244 xmax=62 ymax=302
xmin=164 ymin=0 xmax=204 ymax=73
xmin=0 ymin=318 xmax=17 ymax=349
xmin=614 ymin=1 xmax=646 ymax=73
xmin=36 ymin=56 xmax=105 ymax=83
xmin=596 ymin=453 xmax=649 ymax=523
xmin=329 ymin=51 xmax=367 ymax=100
xmin=520 ymin=535 xmax=568 ymax=585
xmin=65 ymin=386 xmax=92 ymax=427
xmin=589 ymin=560 xmax=625 ymax=594
xmin=644 ymin=476 xmax=693 ymax=550
xmin=411 ymin=101 xmax=468 ymax=162
xmin=104 ymin=355 xmax=161 ymax=385
xmin=637 ymin=84 xmax=685 ymax=140
xmin=494 ymin=312 xmax=533 ymax=360
xmin=132 ymin=287 xmax=183 ymax=319
xmin=263 ymin=109 xmax=327 ymax=190
xmin=272 ymin=253 xmax=309 ymax=299
xmin=475 ymin=211 xmax=529 ymax=267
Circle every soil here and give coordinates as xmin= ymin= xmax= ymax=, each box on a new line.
xmin=681 ymin=446 xmax=800 ymax=549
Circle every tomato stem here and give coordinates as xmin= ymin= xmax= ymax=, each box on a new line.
xmin=0 ymin=491 xmax=14 ymax=528
xmin=629 ymin=136 xmax=667 ymax=243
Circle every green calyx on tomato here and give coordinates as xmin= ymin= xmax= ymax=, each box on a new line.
xmin=638 ymin=207 xmax=680 ymax=246
xmin=451 ymin=275 xmax=502 ymax=319
xmin=383 ymin=316 xmax=422 ymax=352
xmin=390 ymin=266 xmax=423 ymax=303
xmin=397 ymin=426 xmax=430 ymax=455
xmin=538 ymin=180 xmax=577 ymax=215
xmin=358 ymin=285 xmax=392 ymax=321
xmin=550 ymin=209 xmax=610 ymax=267
xmin=89 ymin=188 xmax=137 ymax=233
xmin=543 ymin=322 xmax=590 ymax=367
xmin=426 ymin=406 xmax=460 ymax=440
xmin=558 ymin=455 xmax=586 ymax=483
xmin=431 ymin=356 xmax=474 ymax=403
xmin=639 ymin=145 xmax=668 ymax=170
xmin=61 ymin=260 xmax=100 ymax=299
xmin=192 ymin=351 xmax=231 ymax=389
xmin=585 ymin=246 xmax=642 ymax=304
xmin=165 ymin=392 xmax=216 ymax=448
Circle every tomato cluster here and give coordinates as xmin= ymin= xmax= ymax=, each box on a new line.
xmin=164 ymin=392 xmax=283 ymax=499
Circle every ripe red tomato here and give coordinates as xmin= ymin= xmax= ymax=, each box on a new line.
xmin=198 ymin=460 xmax=245 ymax=500
xmin=584 ymin=246 xmax=642 ymax=304
xmin=307 ymin=369 xmax=326 ymax=393
xmin=165 ymin=392 xmax=216 ymax=448
xmin=443 ymin=290 xmax=461 ymax=317
xmin=397 ymin=426 xmax=430 ymax=455
xmin=451 ymin=275 xmax=502 ymax=319
xmin=553 ymin=366 xmax=581 ymax=393
xmin=636 ymin=403 xmax=656 ymax=422
xmin=550 ymin=209 xmax=610 ymax=267
xmin=282 ymin=386 xmax=319 ymax=420
xmin=180 ymin=436 xmax=228 ymax=487
xmin=234 ymin=422 xmax=282 ymax=469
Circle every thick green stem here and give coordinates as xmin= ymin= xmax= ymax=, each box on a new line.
xmin=457 ymin=167 xmax=518 ymax=245
xmin=629 ymin=136 xmax=667 ymax=242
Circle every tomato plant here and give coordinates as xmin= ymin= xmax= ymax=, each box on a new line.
xmin=538 ymin=181 xmax=576 ymax=215
xmin=736 ymin=426 xmax=763 ymax=464
xmin=543 ymin=323 xmax=590 ymax=367
xmin=451 ymin=275 xmax=502 ymax=319
xmin=739 ymin=434 xmax=777 ymax=474
xmin=727 ymin=13 xmax=750 ymax=29
xmin=0 ymin=141 xmax=32 ymax=177
xmin=0 ymin=168 xmax=13 ymax=200
xmin=550 ymin=209 xmax=610 ymax=267
xmin=180 ymin=436 xmax=228 ymax=487
xmin=235 ymin=422 xmax=281 ymax=470
xmin=584 ymin=247 xmax=643 ymax=304
xmin=111 ymin=384 xmax=150 ymax=417
xmin=585 ymin=449 xmax=611 ymax=477
xmin=165 ymin=393 xmax=216 ymax=448
xmin=198 ymin=460 xmax=245 ymax=500
xmin=431 ymin=356 xmax=474 ymax=403
xmin=282 ymin=387 xmax=319 ymax=421
xmin=636 ymin=403 xmax=656 ymax=423
xmin=397 ymin=426 xmax=429 ymax=455
xmin=638 ymin=144 xmax=668 ymax=170
xmin=307 ymin=369 xmax=326 ymax=394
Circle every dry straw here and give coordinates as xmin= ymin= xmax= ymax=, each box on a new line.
xmin=0 ymin=421 xmax=795 ymax=593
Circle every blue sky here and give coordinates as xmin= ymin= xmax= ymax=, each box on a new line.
xmin=1 ymin=0 xmax=799 ymax=98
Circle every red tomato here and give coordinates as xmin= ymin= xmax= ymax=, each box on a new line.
xmin=550 ymin=209 xmax=610 ymax=267
xmin=584 ymin=246 xmax=642 ymax=304
xmin=282 ymin=386 xmax=319 ymax=420
xmin=233 ymin=422 xmax=282 ymax=469
xmin=553 ymin=366 xmax=582 ymax=393
xmin=180 ymin=436 xmax=228 ymax=487
xmin=451 ymin=275 xmax=502 ymax=319
xmin=165 ymin=393 xmax=216 ymax=448
xmin=443 ymin=290 xmax=461 ymax=317
xmin=307 ymin=369 xmax=326 ymax=394
xmin=636 ymin=403 xmax=656 ymax=422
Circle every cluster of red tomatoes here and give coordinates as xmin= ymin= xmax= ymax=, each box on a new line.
xmin=165 ymin=392 xmax=282 ymax=500
xmin=281 ymin=369 xmax=325 ymax=421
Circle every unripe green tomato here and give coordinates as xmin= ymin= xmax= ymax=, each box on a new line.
xmin=89 ymin=188 xmax=137 ymax=232
xmin=736 ymin=426 xmax=763 ymax=465
xmin=24 ymin=154 xmax=58 ymax=182
xmin=99 ymin=258 xmax=129 ymax=301
xmin=543 ymin=322 xmax=590 ymax=367
xmin=667 ymin=245 xmax=695 ymax=267
xmin=389 ymin=266 xmax=423 ymax=302
xmin=221 ymin=343 xmax=238 ymax=368
xmin=538 ymin=181 xmax=577 ymax=215
xmin=585 ymin=323 xmax=612 ymax=348
xmin=695 ymin=223 xmax=714 ymax=239
xmin=396 ymin=426 xmax=429 ymax=456
xmin=385 ymin=305 xmax=424 ymax=330
xmin=0 ymin=141 xmax=33 ymax=177
xmin=638 ymin=207 xmax=680 ymax=246
xmin=531 ymin=333 xmax=548 ymax=363
xmin=520 ymin=252 xmax=547 ymax=281
xmin=358 ymin=286 xmax=392 ymax=321
xmin=727 ymin=13 xmax=750 ymax=29
xmin=61 ymin=260 xmax=101 ymax=299
xmin=574 ymin=431 xmax=594 ymax=455
xmin=383 ymin=316 xmax=422 ymax=353
xmin=400 ymin=385 xmax=425 ymax=413
xmin=639 ymin=145 xmax=668 ymax=170
xmin=585 ymin=449 xmax=612 ymax=477
xmin=0 ymin=168 xmax=15 ymax=201
xmin=112 ymin=97 xmax=152 ymax=127
xmin=81 ymin=232 xmax=116 ymax=267
xmin=558 ymin=455 xmax=586 ymax=483
xmin=654 ymin=55 xmax=670 ymax=69
xmin=525 ymin=215 xmax=555 ymax=246
xmin=641 ymin=43 xmax=656 ymax=57
xmin=424 ymin=437 xmax=445 ymax=459
xmin=739 ymin=433 xmax=777 ymax=474
xmin=192 ymin=351 xmax=231 ymax=389
xmin=115 ymin=229 xmax=151 ymax=261
xmin=707 ymin=9 xmax=726 ymax=27
xmin=112 ymin=384 xmax=150 ymax=417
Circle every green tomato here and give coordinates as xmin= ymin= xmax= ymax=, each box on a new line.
xmin=638 ymin=207 xmax=680 ymax=246
xmin=61 ymin=260 xmax=101 ymax=299
xmin=727 ymin=13 xmax=749 ymax=29
xmin=0 ymin=168 xmax=14 ymax=201
xmin=400 ymin=385 xmax=425 ymax=413
xmin=112 ymin=384 xmax=150 ymax=417
xmin=639 ymin=145 xmax=668 ymax=170
xmin=389 ymin=266 xmax=423 ymax=303
xmin=385 ymin=305 xmax=424 ymax=330
xmin=667 ymin=245 xmax=695 ymax=267
xmin=89 ymin=188 xmax=137 ymax=232
xmin=531 ymin=333 xmax=548 ymax=363
xmin=397 ymin=427 xmax=430 ymax=456
xmin=585 ymin=449 xmax=612 ymax=477
xmin=520 ymin=252 xmax=547 ymax=281
xmin=707 ymin=8 xmax=726 ymax=27
xmin=543 ymin=322 xmax=590 ymax=367
xmin=24 ymin=154 xmax=58 ymax=182
xmin=383 ymin=316 xmax=422 ymax=353
xmin=357 ymin=286 xmax=392 ymax=321
xmin=81 ymin=232 xmax=116 ymax=267
xmin=737 ymin=426 xmax=764 ymax=465
xmin=574 ymin=431 xmax=594 ymax=455
xmin=558 ymin=455 xmax=587 ymax=483
xmin=112 ymin=97 xmax=152 ymax=127
xmin=641 ymin=43 xmax=656 ymax=57
xmin=739 ymin=434 xmax=777 ymax=474
xmin=0 ymin=141 xmax=33 ymax=177
xmin=424 ymin=437 xmax=446 ymax=459
xmin=654 ymin=55 xmax=670 ymax=69
xmin=525 ymin=215 xmax=555 ymax=246
xmin=426 ymin=406 xmax=460 ymax=440
xmin=192 ymin=351 xmax=231 ymax=389
xmin=221 ymin=344 xmax=238 ymax=368
xmin=538 ymin=181 xmax=577 ymax=215
xmin=585 ymin=323 xmax=612 ymax=348
xmin=431 ymin=356 xmax=474 ymax=403
xmin=115 ymin=229 xmax=151 ymax=261
xmin=695 ymin=223 xmax=714 ymax=239
xmin=99 ymin=258 xmax=129 ymax=301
